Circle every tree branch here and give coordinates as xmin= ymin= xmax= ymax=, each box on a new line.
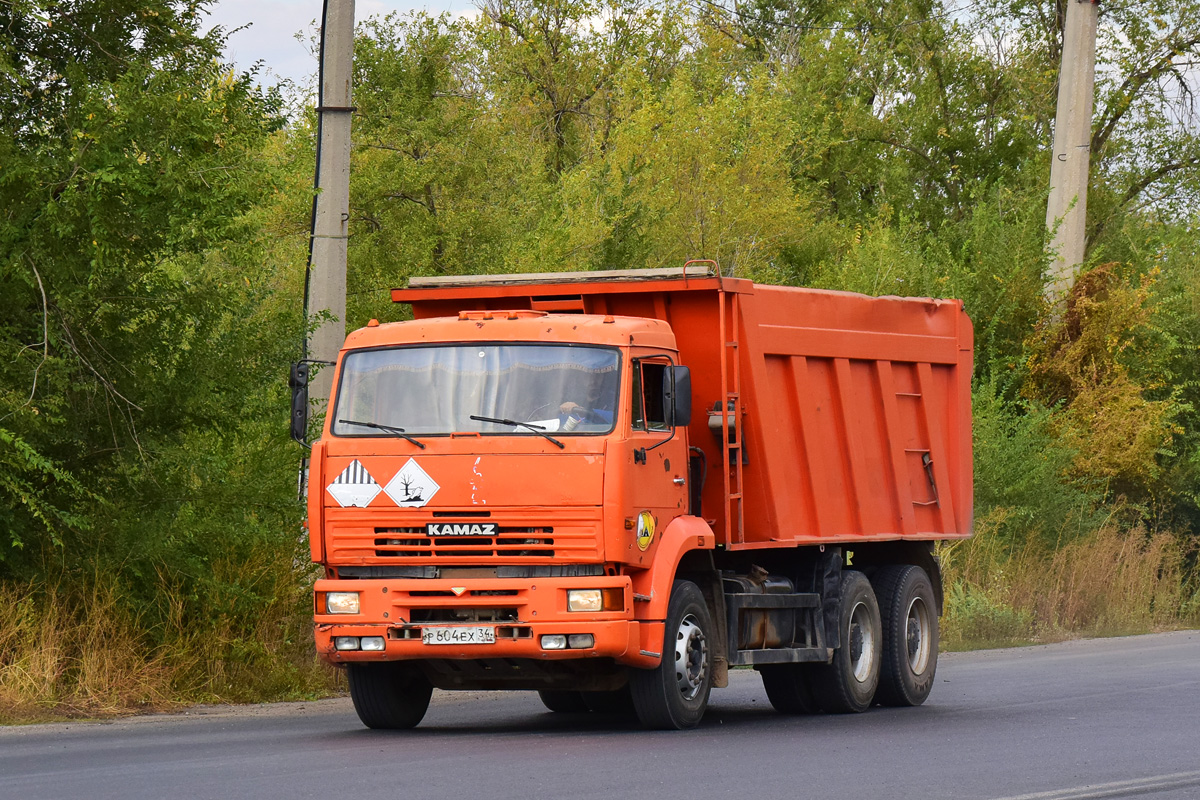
xmin=1089 ymin=155 xmax=1200 ymax=244
xmin=0 ymin=257 xmax=52 ymax=425
xmin=385 ymin=191 xmax=435 ymax=214
xmin=1091 ymin=31 xmax=1200 ymax=157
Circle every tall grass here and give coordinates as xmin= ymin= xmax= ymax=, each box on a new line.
xmin=940 ymin=524 xmax=1200 ymax=650
xmin=0 ymin=582 xmax=173 ymax=722
xmin=5 ymin=530 xmax=1196 ymax=720
xmin=0 ymin=552 xmax=337 ymax=724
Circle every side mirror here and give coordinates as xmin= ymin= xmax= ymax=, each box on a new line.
xmin=663 ymin=365 xmax=692 ymax=427
xmin=289 ymin=362 xmax=310 ymax=446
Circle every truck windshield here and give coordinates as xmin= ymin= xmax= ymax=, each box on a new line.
xmin=331 ymin=344 xmax=620 ymax=437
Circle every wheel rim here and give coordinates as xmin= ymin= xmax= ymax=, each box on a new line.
xmin=673 ymin=613 xmax=708 ymax=701
xmin=904 ymin=595 xmax=932 ymax=674
xmin=847 ymin=600 xmax=876 ymax=683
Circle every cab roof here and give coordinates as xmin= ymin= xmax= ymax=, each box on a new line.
xmin=342 ymin=311 xmax=678 ymax=352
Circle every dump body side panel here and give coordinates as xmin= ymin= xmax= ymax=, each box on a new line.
xmin=732 ymin=286 xmax=972 ymax=547
xmin=393 ymin=272 xmax=973 ymax=549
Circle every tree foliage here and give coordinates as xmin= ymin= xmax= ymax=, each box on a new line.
xmin=1 ymin=0 xmax=1198 ymax=709
xmin=343 ymin=0 xmax=1200 ymax=534
xmin=0 ymin=1 xmax=322 ymax=704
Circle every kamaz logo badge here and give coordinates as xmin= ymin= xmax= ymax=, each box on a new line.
xmin=426 ymin=523 xmax=497 ymax=537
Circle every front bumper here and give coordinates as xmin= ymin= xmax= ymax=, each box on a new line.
xmin=314 ymin=575 xmax=661 ymax=669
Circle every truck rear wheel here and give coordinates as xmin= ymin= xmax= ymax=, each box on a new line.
xmin=347 ymin=662 xmax=433 ymax=729
xmin=873 ymin=564 xmax=938 ymax=707
xmin=630 ymin=580 xmax=713 ymax=730
xmin=760 ymin=664 xmax=818 ymax=714
xmin=537 ymin=690 xmax=590 ymax=713
xmin=811 ymin=570 xmax=881 ymax=713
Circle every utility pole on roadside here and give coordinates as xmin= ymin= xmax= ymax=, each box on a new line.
xmin=1044 ymin=0 xmax=1099 ymax=306
xmin=305 ymin=0 xmax=356 ymax=405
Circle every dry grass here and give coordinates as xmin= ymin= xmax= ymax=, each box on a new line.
xmin=0 ymin=551 xmax=338 ymax=725
xmin=5 ymin=522 xmax=1196 ymax=721
xmin=157 ymin=551 xmax=338 ymax=704
xmin=0 ymin=582 xmax=177 ymax=723
xmin=940 ymin=522 xmax=1200 ymax=650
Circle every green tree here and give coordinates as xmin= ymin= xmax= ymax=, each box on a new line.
xmin=559 ymin=63 xmax=816 ymax=274
xmin=0 ymin=1 xmax=331 ymax=711
xmin=348 ymin=12 xmax=542 ymax=312
xmin=0 ymin=0 xmax=282 ymax=560
xmin=478 ymin=0 xmax=680 ymax=176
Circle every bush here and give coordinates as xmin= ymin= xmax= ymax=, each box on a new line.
xmin=971 ymin=381 xmax=1105 ymax=548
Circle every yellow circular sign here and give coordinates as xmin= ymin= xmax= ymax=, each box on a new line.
xmin=636 ymin=511 xmax=655 ymax=551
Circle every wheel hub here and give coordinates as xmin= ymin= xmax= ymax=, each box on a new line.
xmin=847 ymin=600 xmax=876 ymax=683
xmin=904 ymin=596 xmax=931 ymax=673
xmin=674 ymin=613 xmax=708 ymax=701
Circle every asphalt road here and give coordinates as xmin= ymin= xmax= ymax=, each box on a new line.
xmin=3 ymin=631 xmax=1198 ymax=800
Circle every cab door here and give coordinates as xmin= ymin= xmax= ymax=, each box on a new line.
xmin=622 ymin=352 xmax=689 ymax=565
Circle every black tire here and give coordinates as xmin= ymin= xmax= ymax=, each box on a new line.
xmin=582 ymin=685 xmax=637 ymax=717
xmin=810 ymin=570 xmax=881 ymax=713
xmin=873 ymin=564 xmax=939 ymax=707
xmin=347 ymin=662 xmax=433 ymax=729
xmin=759 ymin=664 xmax=818 ymax=714
xmin=629 ymin=580 xmax=714 ymax=730
xmin=537 ymin=690 xmax=590 ymax=713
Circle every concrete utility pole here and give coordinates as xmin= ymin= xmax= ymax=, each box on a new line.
xmin=1045 ymin=0 xmax=1099 ymax=306
xmin=306 ymin=0 xmax=356 ymax=404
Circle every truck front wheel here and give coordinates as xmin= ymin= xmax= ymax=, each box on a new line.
xmin=347 ymin=662 xmax=433 ymax=729
xmin=873 ymin=564 xmax=938 ymax=707
xmin=811 ymin=570 xmax=881 ymax=713
xmin=537 ymin=690 xmax=589 ymax=713
xmin=630 ymin=580 xmax=713 ymax=730
xmin=582 ymin=685 xmax=637 ymax=717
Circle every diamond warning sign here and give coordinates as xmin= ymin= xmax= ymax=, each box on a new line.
xmin=326 ymin=460 xmax=381 ymax=508
xmin=384 ymin=458 xmax=440 ymax=508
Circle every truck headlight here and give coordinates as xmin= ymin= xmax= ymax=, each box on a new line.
xmin=567 ymin=589 xmax=603 ymax=612
xmin=567 ymin=588 xmax=624 ymax=612
xmin=326 ymin=591 xmax=360 ymax=614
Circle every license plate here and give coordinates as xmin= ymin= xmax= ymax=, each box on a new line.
xmin=421 ymin=626 xmax=496 ymax=645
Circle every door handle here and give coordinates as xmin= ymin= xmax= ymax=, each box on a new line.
xmin=673 ymin=477 xmax=686 ymax=486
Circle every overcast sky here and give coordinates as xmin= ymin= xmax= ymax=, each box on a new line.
xmin=204 ymin=0 xmax=477 ymax=89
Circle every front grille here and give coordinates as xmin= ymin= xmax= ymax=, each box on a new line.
xmin=332 ymin=565 xmax=604 ymax=580
xmin=325 ymin=508 xmax=602 ymax=563
xmin=408 ymin=589 xmax=519 ymax=598
xmin=375 ymin=527 xmax=555 ymax=558
xmin=410 ymin=607 xmax=519 ymax=623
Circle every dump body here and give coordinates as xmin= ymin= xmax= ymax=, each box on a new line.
xmin=393 ymin=267 xmax=974 ymax=549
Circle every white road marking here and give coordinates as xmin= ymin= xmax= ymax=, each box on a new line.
xmin=991 ymin=771 xmax=1200 ymax=800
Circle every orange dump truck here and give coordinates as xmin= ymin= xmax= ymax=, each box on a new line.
xmin=293 ymin=265 xmax=973 ymax=729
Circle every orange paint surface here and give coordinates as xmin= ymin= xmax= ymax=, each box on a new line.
xmin=311 ymin=269 xmax=973 ymax=671
xmin=389 ymin=271 xmax=974 ymax=548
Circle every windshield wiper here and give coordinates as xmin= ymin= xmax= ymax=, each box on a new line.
xmin=469 ymin=415 xmax=564 ymax=449
xmin=338 ymin=419 xmax=426 ymax=449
